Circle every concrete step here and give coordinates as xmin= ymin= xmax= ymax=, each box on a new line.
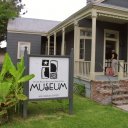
xmin=100 ymin=83 xmax=120 ymax=88
xmin=112 ymin=94 xmax=128 ymax=100
xmin=112 ymin=89 xmax=128 ymax=94
xmin=112 ymin=100 xmax=128 ymax=105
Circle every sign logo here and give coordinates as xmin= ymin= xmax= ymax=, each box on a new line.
xmin=41 ymin=60 xmax=58 ymax=79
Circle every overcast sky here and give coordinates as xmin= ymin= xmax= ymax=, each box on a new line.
xmin=21 ymin=0 xmax=86 ymax=21
xmin=1 ymin=0 xmax=87 ymax=47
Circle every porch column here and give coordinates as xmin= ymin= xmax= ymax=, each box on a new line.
xmin=127 ymin=24 xmax=128 ymax=63
xmin=54 ymin=32 xmax=56 ymax=55
xmin=47 ymin=36 xmax=50 ymax=55
xmin=61 ymin=27 xmax=65 ymax=55
xmin=74 ymin=20 xmax=79 ymax=60
xmin=90 ymin=10 xmax=97 ymax=80
xmin=74 ymin=20 xmax=79 ymax=76
xmin=118 ymin=60 xmax=124 ymax=80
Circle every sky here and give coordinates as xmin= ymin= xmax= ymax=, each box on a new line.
xmin=1 ymin=0 xmax=87 ymax=47
xmin=21 ymin=0 xmax=87 ymax=21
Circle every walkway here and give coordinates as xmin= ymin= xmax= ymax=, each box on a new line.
xmin=116 ymin=105 xmax=128 ymax=112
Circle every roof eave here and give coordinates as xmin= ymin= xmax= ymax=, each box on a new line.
xmin=48 ymin=4 xmax=93 ymax=34
xmin=48 ymin=2 xmax=128 ymax=34
xmin=8 ymin=30 xmax=47 ymax=36
xmin=94 ymin=3 xmax=128 ymax=12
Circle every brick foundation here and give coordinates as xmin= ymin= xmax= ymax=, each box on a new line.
xmin=91 ymin=80 xmax=128 ymax=105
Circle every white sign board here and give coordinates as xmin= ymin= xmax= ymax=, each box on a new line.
xmin=29 ymin=57 xmax=69 ymax=99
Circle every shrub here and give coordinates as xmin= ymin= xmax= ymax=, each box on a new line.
xmin=0 ymin=53 xmax=34 ymax=124
xmin=73 ymin=84 xmax=85 ymax=96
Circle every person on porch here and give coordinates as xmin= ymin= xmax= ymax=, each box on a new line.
xmin=111 ymin=50 xmax=118 ymax=77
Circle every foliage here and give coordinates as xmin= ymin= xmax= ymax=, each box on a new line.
xmin=0 ymin=53 xmax=35 ymax=117
xmin=0 ymin=0 xmax=26 ymax=41
xmin=74 ymin=84 xmax=85 ymax=96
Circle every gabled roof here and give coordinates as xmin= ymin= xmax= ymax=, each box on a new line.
xmin=7 ymin=17 xmax=60 ymax=34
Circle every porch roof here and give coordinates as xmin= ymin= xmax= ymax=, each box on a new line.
xmin=48 ymin=1 xmax=128 ymax=34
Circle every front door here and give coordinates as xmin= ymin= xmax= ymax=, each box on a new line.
xmin=105 ymin=40 xmax=116 ymax=60
xmin=104 ymin=29 xmax=119 ymax=71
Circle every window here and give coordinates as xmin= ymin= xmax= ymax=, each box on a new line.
xmin=79 ymin=39 xmax=85 ymax=59
xmin=105 ymin=30 xmax=118 ymax=40
xmin=106 ymin=33 xmax=117 ymax=39
xmin=17 ymin=42 xmax=31 ymax=59
xmin=79 ymin=28 xmax=92 ymax=60
xmin=80 ymin=29 xmax=92 ymax=37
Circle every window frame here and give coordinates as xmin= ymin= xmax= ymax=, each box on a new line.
xmin=79 ymin=39 xmax=85 ymax=59
xmin=79 ymin=27 xmax=92 ymax=60
xmin=17 ymin=41 xmax=31 ymax=59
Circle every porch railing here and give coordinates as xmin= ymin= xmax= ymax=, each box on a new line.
xmin=105 ymin=59 xmax=128 ymax=78
xmin=74 ymin=60 xmax=91 ymax=79
xmin=105 ymin=59 xmax=111 ymax=68
xmin=75 ymin=59 xmax=128 ymax=80
xmin=122 ymin=61 xmax=128 ymax=77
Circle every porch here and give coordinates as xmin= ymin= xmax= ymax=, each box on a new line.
xmin=42 ymin=4 xmax=128 ymax=83
xmin=74 ymin=60 xmax=128 ymax=81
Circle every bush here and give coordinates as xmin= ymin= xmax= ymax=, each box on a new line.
xmin=0 ymin=53 xmax=35 ymax=124
xmin=73 ymin=84 xmax=85 ymax=96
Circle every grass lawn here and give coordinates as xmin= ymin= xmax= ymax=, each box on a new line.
xmin=1 ymin=95 xmax=128 ymax=128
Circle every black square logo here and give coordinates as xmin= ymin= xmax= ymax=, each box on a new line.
xmin=41 ymin=60 xmax=58 ymax=79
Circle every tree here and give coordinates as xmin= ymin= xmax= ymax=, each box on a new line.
xmin=0 ymin=0 xmax=25 ymax=41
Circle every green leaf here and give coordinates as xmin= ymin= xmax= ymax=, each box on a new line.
xmin=0 ymin=53 xmax=16 ymax=79
xmin=0 ymin=110 xmax=7 ymax=116
xmin=0 ymin=53 xmax=9 ymax=80
xmin=0 ymin=82 xmax=12 ymax=102
xmin=18 ymin=74 xmax=35 ymax=83
xmin=17 ymin=57 xmax=25 ymax=79
xmin=16 ymin=94 xmax=27 ymax=100
xmin=17 ymin=57 xmax=24 ymax=71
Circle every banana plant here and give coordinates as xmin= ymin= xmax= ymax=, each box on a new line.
xmin=0 ymin=53 xmax=35 ymax=116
